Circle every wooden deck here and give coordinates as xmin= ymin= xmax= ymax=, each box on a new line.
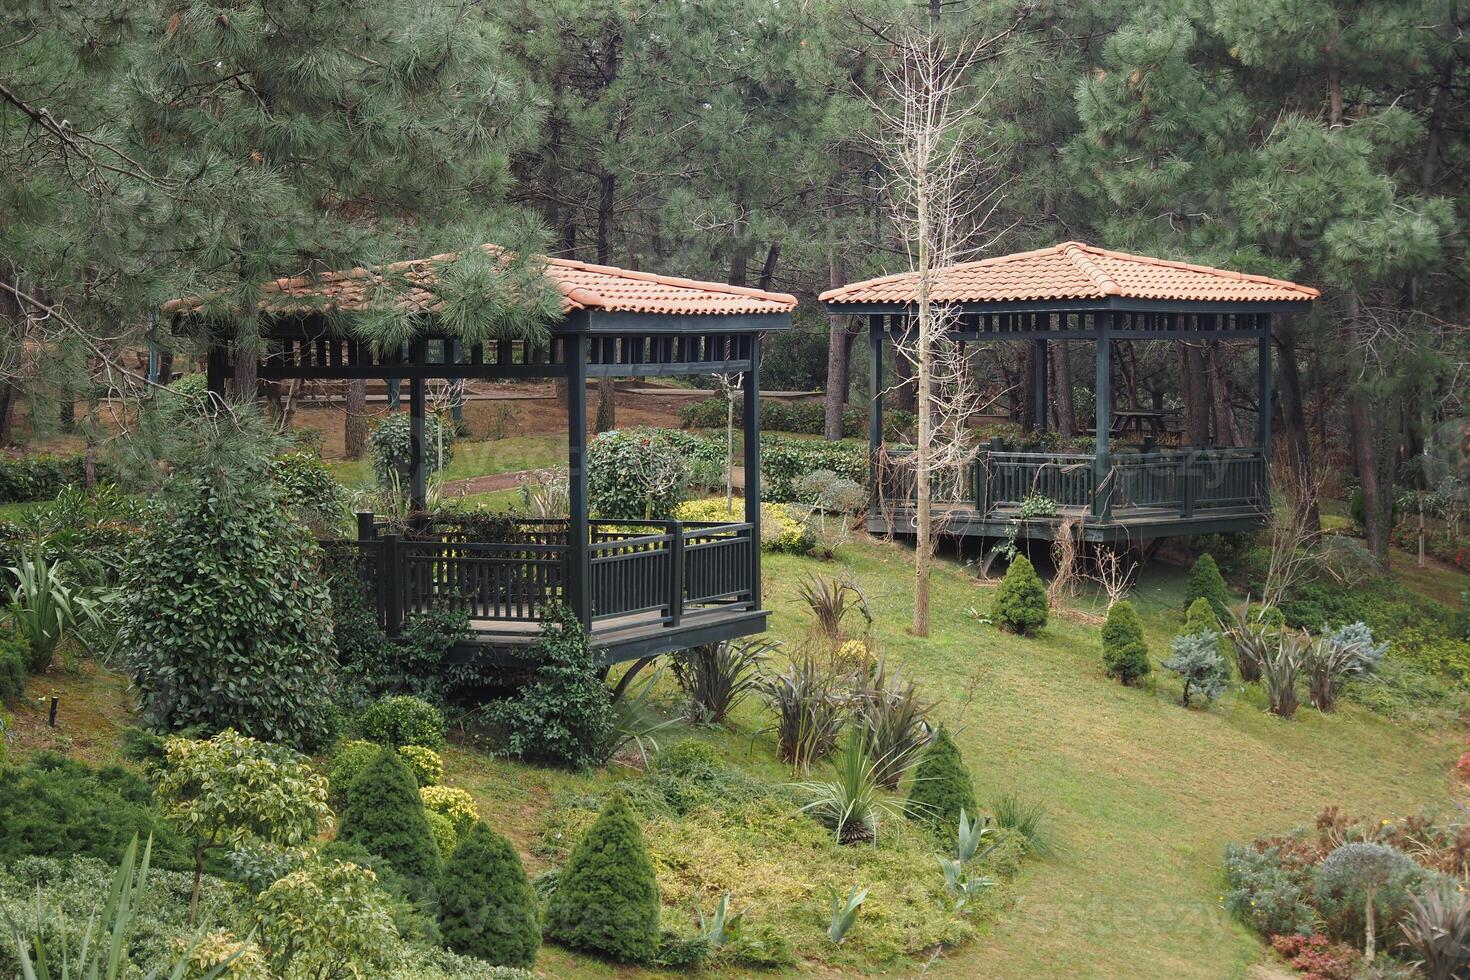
xmin=872 ymin=501 xmax=1268 ymax=543
xmin=448 ymin=604 xmax=769 ymax=667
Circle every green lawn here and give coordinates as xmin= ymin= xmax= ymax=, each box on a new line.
xmin=446 ymin=537 xmax=1464 ymax=979
xmin=327 ymin=434 xmax=564 ymax=489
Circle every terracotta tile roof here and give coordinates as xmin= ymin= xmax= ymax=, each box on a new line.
xmin=163 ymin=245 xmax=798 ymax=318
xmin=819 ymin=242 xmax=1319 ymax=306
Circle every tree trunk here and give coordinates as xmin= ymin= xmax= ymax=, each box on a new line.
xmin=345 ymin=381 xmax=367 ymax=458
xmin=1345 ymin=295 xmax=1394 ymax=559
xmin=1274 ymin=324 xmax=1320 ymax=532
xmin=1179 ymin=341 xmax=1210 ymax=446
xmin=231 ymin=347 xmax=257 ymax=401
xmin=894 ymin=345 xmax=917 ymax=414
xmin=1052 ymin=342 xmax=1075 ymax=436
xmin=824 ymin=254 xmax=857 ymax=441
xmin=1206 ymin=342 xmax=1242 ymax=447
xmin=757 ymin=243 xmax=780 ymax=290
xmin=595 ymin=377 xmax=616 ymax=433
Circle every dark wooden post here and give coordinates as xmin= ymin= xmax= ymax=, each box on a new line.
xmin=1092 ymin=317 xmax=1112 ymax=519
xmin=1031 ymin=338 xmax=1048 ymax=432
xmin=355 ymin=510 xmax=377 ymax=541
xmin=868 ymin=315 xmax=884 ymax=515
xmin=668 ymin=521 xmax=684 ymax=626
xmin=205 ymin=333 xmax=227 ymax=399
xmin=1256 ymin=321 xmax=1273 ymax=507
xmin=743 ymin=336 xmax=762 ymax=611
xmin=408 ymin=337 xmax=427 ymax=511
xmin=381 ymin=532 xmax=403 ymax=637
xmin=565 ymin=333 xmax=592 ymax=627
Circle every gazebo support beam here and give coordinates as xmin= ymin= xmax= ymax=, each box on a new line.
xmin=1093 ymin=318 xmax=1111 ymax=519
xmin=408 ymin=338 xmax=427 ymax=510
xmin=565 ymin=334 xmax=591 ymax=627
xmin=743 ymin=340 xmax=761 ymax=612
xmin=868 ymin=314 xmax=884 ymax=514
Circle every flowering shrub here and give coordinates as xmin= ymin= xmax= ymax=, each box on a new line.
xmin=422 ymin=785 xmax=480 ymax=830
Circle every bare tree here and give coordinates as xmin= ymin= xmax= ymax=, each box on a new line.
xmin=869 ymin=26 xmax=1006 ymax=636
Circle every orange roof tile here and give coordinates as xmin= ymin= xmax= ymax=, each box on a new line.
xmin=819 ymin=242 xmax=1319 ymax=306
xmin=163 ymin=245 xmax=798 ymax=318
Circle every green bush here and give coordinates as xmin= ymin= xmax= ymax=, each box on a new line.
xmin=544 ymin=794 xmax=661 ymax=963
xmin=357 ymin=695 xmax=446 ymax=750
xmin=0 ymin=753 xmax=189 ymax=870
xmin=426 ymin=810 xmax=459 ymax=861
xmin=338 ymin=748 xmax=442 ymax=898
xmin=1184 ymin=553 xmax=1230 ymax=616
xmin=991 ymin=555 xmax=1048 ymax=635
xmin=586 ymin=427 xmax=695 ymax=520
xmin=1183 ymin=596 xmax=1219 ymax=636
xmin=759 ymin=436 xmax=867 ymax=503
xmin=1222 ymin=844 xmax=1313 ymax=936
xmin=0 ymin=638 xmax=24 ymax=702
xmin=481 ymin=604 xmax=613 ymax=769
xmin=906 ymin=725 xmax=977 ymax=833
xmin=1102 ymin=601 xmax=1150 ymax=685
xmin=370 ymin=412 xmax=455 ymax=492
xmin=439 ymin=822 xmax=541 ymax=967
xmin=398 ymin=744 xmax=444 ymax=787
xmin=327 ymin=738 xmax=442 ymax=803
xmin=119 ymin=472 xmax=337 ymax=750
xmin=270 ymin=451 xmax=347 ymax=532
xmin=0 ymin=454 xmax=87 ymax=504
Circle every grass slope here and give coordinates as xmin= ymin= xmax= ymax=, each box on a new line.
xmin=755 ymin=542 xmax=1461 ymax=979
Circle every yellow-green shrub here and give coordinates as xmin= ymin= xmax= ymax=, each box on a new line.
xmin=674 ymin=497 xmax=814 ymax=555
xmin=421 ymin=785 xmax=479 ymax=830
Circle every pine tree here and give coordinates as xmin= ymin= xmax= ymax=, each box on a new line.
xmin=1184 ymin=555 xmax=1230 ymax=617
xmin=1102 ymin=601 xmax=1150 ymax=685
xmin=992 ymin=555 xmax=1049 ymax=635
xmin=544 ymin=794 xmax=660 ymax=963
xmin=338 ymin=749 xmax=441 ymax=899
xmin=439 ymin=822 xmax=541 ymax=968
xmin=907 ymin=725 xmax=978 ymax=833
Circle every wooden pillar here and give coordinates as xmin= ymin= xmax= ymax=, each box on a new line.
xmin=205 ymin=332 xmax=227 ymax=399
xmin=1093 ymin=316 xmax=1112 ymax=519
xmin=565 ymin=333 xmax=591 ymax=627
xmin=1256 ymin=324 xmax=1273 ymax=449
xmin=408 ymin=338 xmax=427 ymax=511
xmin=1031 ymin=338 xmax=1048 ymax=432
xmin=868 ymin=315 xmax=885 ymax=514
xmin=743 ymin=336 xmax=762 ymax=611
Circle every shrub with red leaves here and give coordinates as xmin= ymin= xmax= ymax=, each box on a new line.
xmin=1269 ymin=934 xmax=1361 ymax=980
xmin=1457 ymin=749 xmax=1470 ymax=781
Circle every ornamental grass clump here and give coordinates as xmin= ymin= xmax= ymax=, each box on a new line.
xmin=906 ymin=724 xmax=977 ymax=834
xmin=337 ymin=748 xmax=442 ymax=899
xmin=439 ymin=821 xmax=541 ymax=967
xmin=1306 ymin=622 xmax=1386 ymax=712
xmin=794 ymin=731 xmax=909 ymax=846
xmin=991 ymin=555 xmax=1048 ymax=635
xmin=1400 ymin=880 xmax=1470 ymax=980
xmin=1101 ymin=600 xmax=1150 ymax=685
xmin=762 ymin=654 xmax=847 ymax=772
xmin=1262 ymin=632 xmax=1308 ymax=719
xmin=544 ymin=794 xmax=661 ymax=963
xmin=855 ymin=657 xmax=932 ymax=789
xmin=1184 ymin=552 xmax=1231 ymax=616
xmin=671 ymin=637 xmax=773 ymax=725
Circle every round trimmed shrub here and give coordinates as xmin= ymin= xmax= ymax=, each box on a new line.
xmin=369 ymin=412 xmax=455 ymax=492
xmin=439 ymin=821 xmax=541 ymax=967
xmin=991 ymin=555 xmax=1048 ymax=635
xmin=328 ymin=739 xmax=380 ymax=803
xmin=337 ymin=748 xmax=441 ymax=897
xmin=586 ymin=428 xmax=693 ymax=521
xmin=1102 ymin=600 xmax=1150 ymax=685
xmin=397 ymin=745 xmax=443 ymax=787
xmin=1183 ymin=596 xmax=1220 ymax=636
xmin=544 ymin=794 xmax=660 ymax=963
xmin=421 ymin=785 xmax=480 ymax=831
xmin=356 ymin=695 xmax=445 ymax=750
xmin=119 ymin=473 xmax=336 ymax=750
xmin=906 ymin=724 xmax=977 ymax=832
xmin=1184 ymin=553 xmax=1230 ymax=616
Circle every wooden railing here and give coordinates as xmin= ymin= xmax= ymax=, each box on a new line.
xmin=877 ymin=445 xmax=1268 ymax=521
xmin=330 ymin=514 xmax=755 ymax=636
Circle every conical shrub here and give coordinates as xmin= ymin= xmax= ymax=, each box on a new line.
xmin=439 ymin=821 xmax=540 ymax=967
xmin=338 ymin=748 xmax=441 ymax=898
xmin=1184 ymin=554 xmax=1230 ymax=617
xmin=906 ymin=725 xmax=977 ymax=833
xmin=992 ymin=555 xmax=1048 ymax=635
xmin=544 ymin=794 xmax=660 ymax=963
xmin=1102 ymin=600 xmax=1150 ymax=685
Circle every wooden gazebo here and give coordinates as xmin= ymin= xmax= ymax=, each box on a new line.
xmin=166 ymin=247 xmax=796 ymax=664
xmin=821 ymin=242 xmax=1318 ymax=543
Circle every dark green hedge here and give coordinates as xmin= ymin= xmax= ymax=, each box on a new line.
xmin=0 ymin=455 xmax=86 ymax=503
xmin=680 ymin=397 xmax=915 ymax=441
xmin=759 ymin=436 xmax=868 ymax=502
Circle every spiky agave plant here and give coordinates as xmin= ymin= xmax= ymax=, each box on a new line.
xmin=1261 ymin=631 xmax=1308 ymax=719
xmin=1222 ymin=599 xmax=1275 ymax=683
xmin=794 ymin=731 xmax=911 ymax=845
xmin=672 ymin=637 xmax=775 ymax=724
xmin=796 ymin=573 xmax=871 ymax=643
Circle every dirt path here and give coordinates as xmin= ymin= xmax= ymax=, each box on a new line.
xmin=441 ymin=470 xmax=532 ymax=497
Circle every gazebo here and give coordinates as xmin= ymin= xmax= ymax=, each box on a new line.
xmin=821 ymin=242 xmax=1319 ymax=544
xmin=165 ymin=247 xmax=796 ymax=665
